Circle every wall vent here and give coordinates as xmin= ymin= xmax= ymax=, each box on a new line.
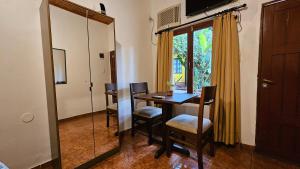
xmin=157 ymin=4 xmax=181 ymax=31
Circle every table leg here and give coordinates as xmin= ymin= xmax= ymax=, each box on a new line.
xmin=154 ymin=103 xmax=172 ymax=158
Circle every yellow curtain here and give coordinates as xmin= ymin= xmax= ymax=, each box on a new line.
xmin=212 ymin=13 xmax=241 ymax=145
xmin=156 ymin=31 xmax=173 ymax=92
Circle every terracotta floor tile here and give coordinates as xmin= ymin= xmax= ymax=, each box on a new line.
xmin=53 ymin=114 xmax=300 ymax=169
xmin=59 ymin=113 xmax=118 ymax=169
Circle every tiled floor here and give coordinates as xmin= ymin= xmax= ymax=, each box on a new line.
xmin=93 ymin=113 xmax=119 ymax=157
xmin=55 ymin=113 xmax=300 ymax=169
xmin=58 ymin=112 xmax=118 ymax=169
xmin=90 ymin=132 xmax=300 ymax=169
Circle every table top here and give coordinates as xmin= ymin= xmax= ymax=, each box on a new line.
xmin=134 ymin=92 xmax=196 ymax=105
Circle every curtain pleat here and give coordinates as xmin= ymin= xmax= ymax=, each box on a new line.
xmin=156 ymin=31 xmax=173 ymax=92
xmin=212 ymin=13 xmax=241 ymax=145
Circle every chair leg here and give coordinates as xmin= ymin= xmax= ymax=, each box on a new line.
xmin=147 ymin=121 xmax=153 ymax=145
xmin=197 ymin=143 xmax=204 ymax=169
xmin=106 ymin=110 xmax=110 ymax=128
xmin=166 ymin=127 xmax=171 ymax=157
xmin=209 ymin=129 xmax=215 ymax=157
xmin=131 ymin=117 xmax=135 ymax=137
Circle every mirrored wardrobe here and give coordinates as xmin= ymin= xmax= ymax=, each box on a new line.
xmin=40 ymin=0 xmax=119 ymax=168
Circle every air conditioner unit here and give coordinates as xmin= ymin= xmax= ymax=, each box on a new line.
xmin=157 ymin=4 xmax=181 ymax=31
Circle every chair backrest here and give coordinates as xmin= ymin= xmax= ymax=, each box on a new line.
xmin=129 ymin=82 xmax=149 ymax=113
xmin=198 ymin=86 xmax=217 ymax=134
xmin=105 ymin=83 xmax=117 ymax=92
xmin=105 ymin=83 xmax=118 ymax=105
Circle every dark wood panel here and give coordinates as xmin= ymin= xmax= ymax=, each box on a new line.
xmin=49 ymin=0 xmax=114 ymax=24
xmin=287 ymin=6 xmax=300 ymax=45
xmin=272 ymin=10 xmax=287 ymax=51
xmin=282 ymin=54 xmax=299 ymax=118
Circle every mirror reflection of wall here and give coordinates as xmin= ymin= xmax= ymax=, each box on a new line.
xmin=88 ymin=19 xmax=118 ymax=156
xmin=52 ymin=48 xmax=67 ymax=84
xmin=50 ymin=5 xmax=94 ymax=168
xmin=45 ymin=1 xmax=119 ymax=168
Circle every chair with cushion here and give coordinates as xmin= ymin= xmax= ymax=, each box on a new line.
xmin=105 ymin=83 xmax=118 ymax=128
xmin=166 ymin=86 xmax=217 ymax=169
xmin=130 ymin=82 xmax=162 ymax=145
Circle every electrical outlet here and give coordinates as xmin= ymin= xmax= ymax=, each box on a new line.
xmin=21 ymin=112 xmax=35 ymax=123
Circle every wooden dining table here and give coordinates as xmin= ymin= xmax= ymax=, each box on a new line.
xmin=134 ymin=92 xmax=196 ymax=158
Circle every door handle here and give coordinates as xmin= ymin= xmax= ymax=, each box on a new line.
xmin=262 ymin=78 xmax=274 ymax=84
xmin=261 ymin=78 xmax=274 ymax=88
xmin=262 ymin=82 xmax=269 ymax=88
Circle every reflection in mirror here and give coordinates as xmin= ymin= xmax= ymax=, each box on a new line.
xmin=52 ymin=48 xmax=67 ymax=84
xmin=88 ymin=19 xmax=119 ymax=156
xmin=50 ymin=5 xmax=94 ymax=168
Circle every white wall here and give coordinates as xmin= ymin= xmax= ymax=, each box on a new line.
xmin=70 ymin=0 xmax=153 ymax=131
xmin=89 ymin=19 xmax=112 ymax=113
xmin=150 ymin=0 xmax=271 ymax=146
xmin=50 ymin=5 xmax=91 ymax=120
xmin=0 ymin=1 xmax=51 ymax=168
xmin=0 ymin=0 xmax=152 ymax=168
xmin=50 ymin=6 xmax=112 ymax=120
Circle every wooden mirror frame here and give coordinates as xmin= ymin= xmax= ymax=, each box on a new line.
xmin=40 ymin=0 xmax=119 ymax=168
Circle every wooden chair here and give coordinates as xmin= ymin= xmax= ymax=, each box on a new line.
xmin=166 ymin=86 xmax=217 ymax=169
xmin=105 ymin=83 xmax=118 ymax=128
xmin=130 ymin=82 xmax=162 ymax=145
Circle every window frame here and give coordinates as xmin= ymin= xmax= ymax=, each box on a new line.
xmin=173 ymin=20 xmax=213 ymax=93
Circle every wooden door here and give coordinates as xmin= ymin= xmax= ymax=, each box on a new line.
xmin=110 ymin=51 xmax=117 ymax=103
xmin=110 ymin=51 xmax=117 ymax=83
xmin=256 ymin=0 xmax=300 ymax=162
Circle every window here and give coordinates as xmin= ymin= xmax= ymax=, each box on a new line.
xmin=173 ymin=33 xmax=188 ymax=91
xmin=172 ymin=21 xmax=213 ymax=93
xmin=193 ymin=27 xmax=213 ymax=93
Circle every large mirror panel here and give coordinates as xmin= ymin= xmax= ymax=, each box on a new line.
xmin=50 ymin=5 xmax=94 ymax=169
xmin=88 ymin=19 xmax=119 ymax=157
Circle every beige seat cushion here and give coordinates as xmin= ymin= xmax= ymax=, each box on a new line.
xmin=166 ymin=114 xmax=212 ymax=134
xmin=107 ymin=103 xmax=118 ymax=111
xmin=173 ymin=103 xmax=210 ymax=118
xmin=133 ymin=106 xmax=162 ymax=118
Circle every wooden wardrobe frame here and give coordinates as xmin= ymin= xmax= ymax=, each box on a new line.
xmin=40 ymin=0 xmax=119 ymax=168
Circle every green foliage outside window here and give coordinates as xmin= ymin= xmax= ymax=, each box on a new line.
xmin=172 ymin=27 xmax=212 ymax=93
xmin=173 ymin=33 xmax=187 ymax=89
xmin=193 ymin=27 xmax=213 ymax=93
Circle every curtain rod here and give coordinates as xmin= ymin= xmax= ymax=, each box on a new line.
xmin=155 ymin=3 xmax=247 ymax=35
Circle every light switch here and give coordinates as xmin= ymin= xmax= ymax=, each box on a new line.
xmin=99 ymin=53 xmax=104 ymax=59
